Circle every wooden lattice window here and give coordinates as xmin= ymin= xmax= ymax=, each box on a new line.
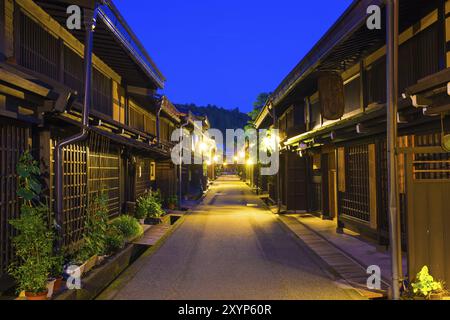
xmin=93 ymin=68 xmax=112 ymax=116
xmin=340 ymin=144 xmax=370 ymax=223
xmin=19 ymin=12 xmax=59 ymax=80
xmin=413 ymin=133 xmax=450 ymax=180
xmin=64 ymin=46 xmax=84 ymax=102
xmin=0 ymin=123 xmax=30 ymax=276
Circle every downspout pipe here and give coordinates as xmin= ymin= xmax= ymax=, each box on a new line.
xmin=156 ymin=103 xmax=162 ymax=144
xmin=178 ymin=117 xmax=190 ymax=209
xmin=386 ymin=0 xmax=403 ymax=300
xmin=54 ymin=6 xmax=99 ymax=246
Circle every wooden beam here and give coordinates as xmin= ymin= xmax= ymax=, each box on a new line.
xmin=52 ymin=0 xmax=96 ymax=9
xmin=0 ymin=0 xmax=5 ymax=60
xmin=368 ymin=144 xmax=377 ymax=230
xmin=4 ymin=0 xmax=13 ymax=59
xmin=0 ymin=67 xmax=51 ymax=97
xmin=15 ymin=0 xmax=121 ymax=84
xmin=127 ymin=85 xmax=154 ymax=97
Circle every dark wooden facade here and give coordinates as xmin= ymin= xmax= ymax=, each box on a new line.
xmin=0 ymin=0 xmax=183 ymax=282
xmin=254 ymin=0 xmax=450 ymax=285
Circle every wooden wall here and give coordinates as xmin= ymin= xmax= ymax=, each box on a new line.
xmin=0 ymin=120 xmax=31 ymax=277
xmin=285 ymin=151 xmax=307 ymax=212
xmin=156 ymin=160 xmax=177 ymax=203
xmin=406 ymin=133 xmax=450 ymax=286
xmin=48 ymin=132 xmax=122 ymax=250
xmin=0 ymin=0 xmax=5 ymax=59
xmin=135 ymin=156 xmax=154 ymax=199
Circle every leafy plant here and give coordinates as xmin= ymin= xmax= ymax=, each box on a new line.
xmin=111 ymin=215 xmax=143 ymax=239
xmin=152 ymin=189 xmax=163 ymax=206
xmin=135 ymin=191 xmax=164 ymax=219
xmin=167 ymin=195 xmax=178 ymax=208
xmin=411 ymin=266 xmax=445 ymax=298
xmin=104 ymin=226 xmax=125 ymax=255
xmin=75 ymin=193 xmax=109 ymax=261
xmin=136 ymin=193 xmax=150 ymax=219
xmin=50 ymin=253 xmax=65 ymax=278
xmin=147 ymin=195 xmax=165 ymax=218
xmin=8 ymin=152 xmax=54 ymax=294
xmin=15 ymin=151 xmax=42 ymax=202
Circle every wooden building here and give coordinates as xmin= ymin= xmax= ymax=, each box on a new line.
xmin=0 ymin=0 xmax=180 ymax=284
xmin=254 ymin=0 xmax=450 ymax=285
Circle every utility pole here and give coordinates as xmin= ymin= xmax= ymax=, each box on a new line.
xmin=386 ymin=0 xmax=403 ymax=300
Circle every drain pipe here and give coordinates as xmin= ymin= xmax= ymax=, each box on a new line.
xmin=55 ymin=6 xmax=99 ymax=244
xmin=156 ymin=103 xmax=162 ymax=144
xmin=178 ymin=116 xmax=191 ymax=209
xmin=386 ymin=0 xmax=403 ymax=300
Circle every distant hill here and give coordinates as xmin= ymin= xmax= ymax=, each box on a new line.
xmin=175 ymin=103 xmax=250 ymax=136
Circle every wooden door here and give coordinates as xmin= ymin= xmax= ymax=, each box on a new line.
xmin=406 ymin=143 xmax=450 ymax=286
xmin=328 ymin=151 xmax=338 ymax=220
xmin=286 ymin=152 xmax=307 ymax=211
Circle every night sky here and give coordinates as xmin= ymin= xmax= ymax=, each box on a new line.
xmin=114 ymin=0 xmax=353 ymax=113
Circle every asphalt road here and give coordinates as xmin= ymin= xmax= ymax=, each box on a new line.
xmin=100 ymin=176 xmax=356 ymax=300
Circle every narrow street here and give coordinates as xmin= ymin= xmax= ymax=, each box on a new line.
xmin=99 ymin=176 xmax=358 ymax=300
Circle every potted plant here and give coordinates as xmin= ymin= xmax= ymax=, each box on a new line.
xmin=410 ymin=266 xmax=446 ymax=300
xmin=167 ymin=195 xmax=178 ymax=210
xmin=111 ymin=215 xmax=144 ymax=242
xmin=72 ymin=193 xmax=109 ymax=275
xmin=104 ymin=225 xmax=126 ymax=255
xmin=8 ymin=152 xmax=54 ymax=300
xmin=48 ymin=254 xmax=65 ymax=297
xmin=136 ymin=193 xmax=149 ymax=224
xmin=145 ymin=195 xmax=165 ymax=225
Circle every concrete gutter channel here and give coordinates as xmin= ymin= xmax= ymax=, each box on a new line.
xmin=57 ymin=182 xmax=386 ymax=300
xmin=276 ymin=214 xmax=389 ymax=300
xmin=56 ymin=187 xmax=210 ymax=300
xmin=55 ymin=213 xmax=187 ymax=301
xmin=255 ymin=194 xmax=388 ymax=300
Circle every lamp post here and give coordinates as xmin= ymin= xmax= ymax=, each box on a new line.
xmin=386 ymin=0 xmax=403 ymax=300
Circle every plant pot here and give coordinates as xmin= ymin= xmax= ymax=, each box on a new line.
xmin=430 ymin=293 xmax=444 ymax=300
xmin=81 ymin=255 xmax=98 ymax=275
xmin=139 ymin=218 xmax=145 ymax=225
xmin=53 ymin=277 xmax=64 ymax=293
xmin=25 ymin=291 xmax=48 ymax=301
xmin=144 ymin=217 xmax=162 ymax=225
xmin=47 ymin=279 xmax=56 ymax=298
xmin=168 ymin=204 xmax=176 ymax=210
xmin=96 ymin=255 xmax=108 ymax=266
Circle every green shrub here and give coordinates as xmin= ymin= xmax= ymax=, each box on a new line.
xmin=111 ymin=215 xmax=143 ymax=239
xmin=147 ymin=196 xmax=164 ymax=218
xmin=76 ymin=193 xmax=109 ymax=261
xmin=135 ymin=191 xmax=164 ymax=219
xmin=136 ymin=193 xmax=150 ymax=219
xmin=104 ymin=226 xmax=125 ymax=255
xmin=167 ymin=195 xmax=178 ymax=207
xmin=8 ymin=152 xmax=54 ymax=294
xmin=152 ymin=189 xmax=163 ymax=206
xmin=411 ymin=266 xmax=445 ymax=298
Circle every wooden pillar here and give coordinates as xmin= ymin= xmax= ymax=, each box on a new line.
xmin=336 ymin=147 xmax=346 ymax=232
xmin=38 ymin=129 xmax=52 ymax=206
xmin=4 ymin=0 xmax=14 ymax=60
xmin=445 ymin=0 xmax=450 ymax=67
xmin=359 ymin=60 xmax=367 ymax=111
xmin=0 ymin=0 xmax=5 ymax=60
xmin=368 ymin=144 xmax=378 ymax=230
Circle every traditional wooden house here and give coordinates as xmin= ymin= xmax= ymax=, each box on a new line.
xmin=0 ymin=0 xmax=175 ymax=285
xmin=255 ymin=0 xmax=450 ymax=285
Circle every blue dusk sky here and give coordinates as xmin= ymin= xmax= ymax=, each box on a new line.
xmin=114 ymin=0 xmax=353 ymax=113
